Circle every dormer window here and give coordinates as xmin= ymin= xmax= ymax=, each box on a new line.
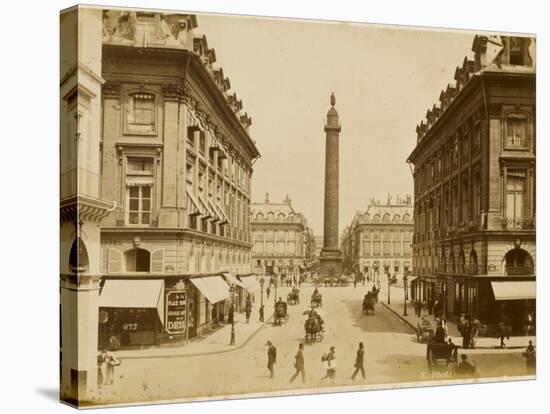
xmin=509 ymin=37 xmax=526 ymax=66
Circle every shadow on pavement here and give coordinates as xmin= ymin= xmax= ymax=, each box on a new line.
xmin=341 ymin=299 xmax=416 ymax=334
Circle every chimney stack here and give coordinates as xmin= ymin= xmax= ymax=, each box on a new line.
xmin=265 ymin=192 xmax=270 ymax=203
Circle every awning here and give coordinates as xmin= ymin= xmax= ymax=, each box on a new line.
xmin=198 ymin=194 xmax=214 ymax=219
xmin=190 ymin=276 xmax=230 ymax=304
xmin=126 ymin=176 xmax=154 ymax=187
xmin=99 ymin=279 xmax=165 ymax=322
xmin=238 ymin=275 xmax=261 ymax=292
xmin=216 ymin=203 xmax=231 ymax=224
xmin=222 ymin=272 xmax=245 ymax=288
xmin=491 ymin=281 xmax=536 ymax=301
xmin=208 ymin=199 xmax=221 ymax=222
xmin=186 ymin=189 xmax=203 ymax=216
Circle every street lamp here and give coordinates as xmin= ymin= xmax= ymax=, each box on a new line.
xmin=387 ymin=272 xmax=391 ymax=305
xmin=403 ymin=271 xmax=409 ymax=316
xmin=229 ymin=284 xmax=236 ymax=345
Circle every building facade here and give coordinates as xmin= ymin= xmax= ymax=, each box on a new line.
xmin=251 ymin=194 xmax=314 ymax=277
xmin=345 ymin=196 xmax=414 ymax=280
xmin=96 ymin=10 xmax=261 ymax=348
xmin=407 ymin=35 xmax=536 ymax=334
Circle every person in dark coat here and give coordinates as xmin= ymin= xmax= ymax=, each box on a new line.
xmin=259 ymin=304 xmax=264 ymax=322
xmin=523 ymin=340 xmax=536 ymax=374
xmin=266 ymin=285 xmax=271 ymax=299
xmin=435 ymin=321 xmax=446 ymax=343
xmin=245 ymin=298 xmax=252 ymax=323
xmin=290 ymin=343 xmax=306 ymax=383
xmin=462 ymin=316 xmax=471 ymax=349
xmin=267 ymin=341 xmax=277 ymax=378
xmin=351 ymin=342 xmax=366 ymax=380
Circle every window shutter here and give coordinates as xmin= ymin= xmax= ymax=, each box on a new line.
xmin=108 ymin=248 xmax=122 ymax=273
xmin=151 ymin=249 xmax=164 ymax=273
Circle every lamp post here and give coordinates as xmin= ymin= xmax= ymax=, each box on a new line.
xmin=403 ymin=271 xmax=409 ymax=316
xmin=260 ymin=277 xmax=265 ymax=307
xmin=387 ymin=272 xmax=391 ymax=305
xmin=229 ymin=284 xmax=236 ymax=345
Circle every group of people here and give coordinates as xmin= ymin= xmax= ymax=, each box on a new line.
xmin=266 ymin=341 xmax=367 ymax=383
xmin=458 ymin=313 xmax=481 ymax=349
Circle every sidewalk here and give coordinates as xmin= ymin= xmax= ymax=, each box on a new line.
xmin=380 ymin=284 xmax=535 ymax=351
xmin=116 ymin=311 xmax=272 ymax=360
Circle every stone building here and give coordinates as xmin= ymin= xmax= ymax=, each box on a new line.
xmin=345 ymin=196 xmax=414 ymax=280
xmin=87 ymin=9 xmax=260 ymax=349
xmin=250 ymin=194 xmax=314 ymax=277
xmin=407 ymin=35 xmax=536 ymax=334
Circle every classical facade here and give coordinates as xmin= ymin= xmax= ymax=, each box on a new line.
xmin=345 ymin=196 xmax=413 ymax=280
xmin=407 ymin=35 xmax=536 ymax=334
xmin=95 ymin=10 xmax=260 ymax=348
xmin=251 ymin=194 xmax=314 ymax=276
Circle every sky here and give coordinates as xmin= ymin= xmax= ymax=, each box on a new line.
xmin=195 ymin=13 xmax=474 ymax=236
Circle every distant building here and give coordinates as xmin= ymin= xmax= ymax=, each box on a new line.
xmin=251 ymin=194 xmax=314 ymax=276
xmin=407 ymin=34 xmax=536 ymax=334
xmin=344 ymin=195 xmax=414 ymax=280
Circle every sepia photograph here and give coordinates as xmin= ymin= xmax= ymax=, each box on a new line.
xmin=59 ymin=3 xmax=537 ymax=408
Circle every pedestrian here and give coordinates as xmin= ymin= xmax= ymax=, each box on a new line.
xmin=435 ymin=320 xmax=446 ymax=343
xmin=447 ymin=338 xmax=458 ymax=363
xmin=351 ymin=342 xmax=366 ymax=381
xmin=462 ymin=315 xmax=471 ymax=349
xmin=456 ymin=354 xmax=475 ymax=376
xmin=259 ymin=304 xmax=264 ymax=322
xmin=290 ymin=343 xmax=306 ymax=383
xmin=353 ymin=276 xmax=357 ymax=289
xmin=497 ymin=321 xmax=509 ymax=348
xmin=266 ymin=285 xmax=271 ymax=299
xmin=522 ymin=340 xmax=536 ymax=374
xmin=266 ymin=340 xmax=277 ymax=378
xmin=245 ymin=298 xmax=252 ymax=323
xmin=321 ymin=346 xmax=336 ymax=383
xmin=469 ymin=318 xmax=480 ymax=349
xmin=97 ymin=350 xmax=106 ymax=388
xmin=103 ymin=350 xmax=121 ymax=385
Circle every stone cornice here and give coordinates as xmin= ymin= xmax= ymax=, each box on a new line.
xmin=60 ymin=195 xmax=116 ymax=223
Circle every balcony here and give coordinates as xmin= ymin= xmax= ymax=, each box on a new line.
xmin=498 ymin=217 xmax=536 ymax=230
xmin=505 ymin=265 xmax=534 ymax=276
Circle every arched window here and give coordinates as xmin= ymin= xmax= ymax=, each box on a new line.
xmin=277 ymin=213 xmax=285 ymax=221
xmin=373 ymin=214 xmax=381 ymax=222
xmin=383 ymin=213 xmax=390 ymax=222
xmin=403 ymin=213 xmax=411 ymax=222
xmin=69 ymin=238 xmax=89 ymax=272
xmin=125 ymin=248 xmax=151 ymax=272
xmin=440 ymin=250 xmax=446 ymax=272
xmin=504 ymin=248 xmax=534 ymax=275
xmin=393 ymin=214 xmax=401 ymax=222
xmin=457 ymin=249 xmax=466 ymax=274
xmin=448 ymin=252 xmax=455 ymax=273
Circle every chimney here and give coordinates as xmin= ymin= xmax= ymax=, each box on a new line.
xmin=265 ymin=192 xmax=270 ymax=203
xmin=284 ymin=194 xmax=291 ymax=205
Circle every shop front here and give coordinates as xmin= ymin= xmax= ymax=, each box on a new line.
xmin=98 ymin=279 xmax=165 ymax=348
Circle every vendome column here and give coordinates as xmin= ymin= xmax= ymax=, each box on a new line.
xmin=319 ymin=93 xmax=343 ymax=278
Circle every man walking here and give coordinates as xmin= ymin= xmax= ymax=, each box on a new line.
xmin=321 ymin=346 xmax=336 ymax=383
xmin=351 ymin=342 xmax=366 ymax=380
xmin=266 ymin=341 xmax=277 ymax=378
xmin=266 ymin=285 xmax=271 ymax=300
xmin=259 ymin=304 xmax=264 ymax=322
xmin=290 ymin=343 xmax=306 ymax=383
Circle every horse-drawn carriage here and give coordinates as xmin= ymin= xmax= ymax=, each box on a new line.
xmin=311 ymin=291 xmax=323 ymax=308
xmin=304 ymin=309 xmax=325 ymax=343
xmin=274 ymin=300 xmax=289 ymax=325
xmin=416 ymin=318 xmax=435 ymax=343
xmin=362 ymin=292 xmax=376 ymax=314
xmin=426 ymin=341 xmax=478 ymax=378
xmin=287 ymin=288 xmax=300 ymax=305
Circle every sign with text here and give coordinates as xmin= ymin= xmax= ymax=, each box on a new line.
xmin=165 ymin=290 xmax=187 ymax=334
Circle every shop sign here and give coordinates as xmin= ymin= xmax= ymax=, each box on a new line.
xmin=165 ymin=290 xmax=187 ymax=334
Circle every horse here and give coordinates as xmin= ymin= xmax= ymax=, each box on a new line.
xmin=305 ymin=316 xmax=321 ymax=342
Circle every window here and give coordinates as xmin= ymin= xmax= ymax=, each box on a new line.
xmin=461 ymin=178 xmax=469 ymax=223
xmin=505 ymin=113 xmax=528 ymax=149
xmin=473 ymin=174 xmax=481 ymax=222
xmin=383 ymin=232 xmax=391 ymax=256
xmin=128 ymin=157 xmax=153 ymax=173
xmin=373 ymin=232 xmax=381 ymax=256
xmin=473 ymin=123 xmax=481 ymax=153
xmin=393 ymin=235 xmax=401 ymax=256
xmin=508 ymin=37 xmax=526 ymax=66
xmin=128 ymin=186 xmax=151 ymax=224
xmin=452 ymin=136 xmax=459 ymax=168
xmin=127 ymin=93 xmax=155 ymax=134
xmin=186 ymin=161 xmax=194 ymax=185
xmin=199 ymin=131 xmax=206 ymax=154
xmin=125 ymin=248 xmax=151 ymax=272
xmin=506 ymin=170 xmax=526 ymax=226
xmin=462 ymin=132 xmax=470 ymax=160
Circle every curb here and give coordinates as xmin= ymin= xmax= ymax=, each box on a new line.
xmin=119 ymin=314 xmax=274 ymax=360
xmin=380 ymin=302 xmax=527 ymax=351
